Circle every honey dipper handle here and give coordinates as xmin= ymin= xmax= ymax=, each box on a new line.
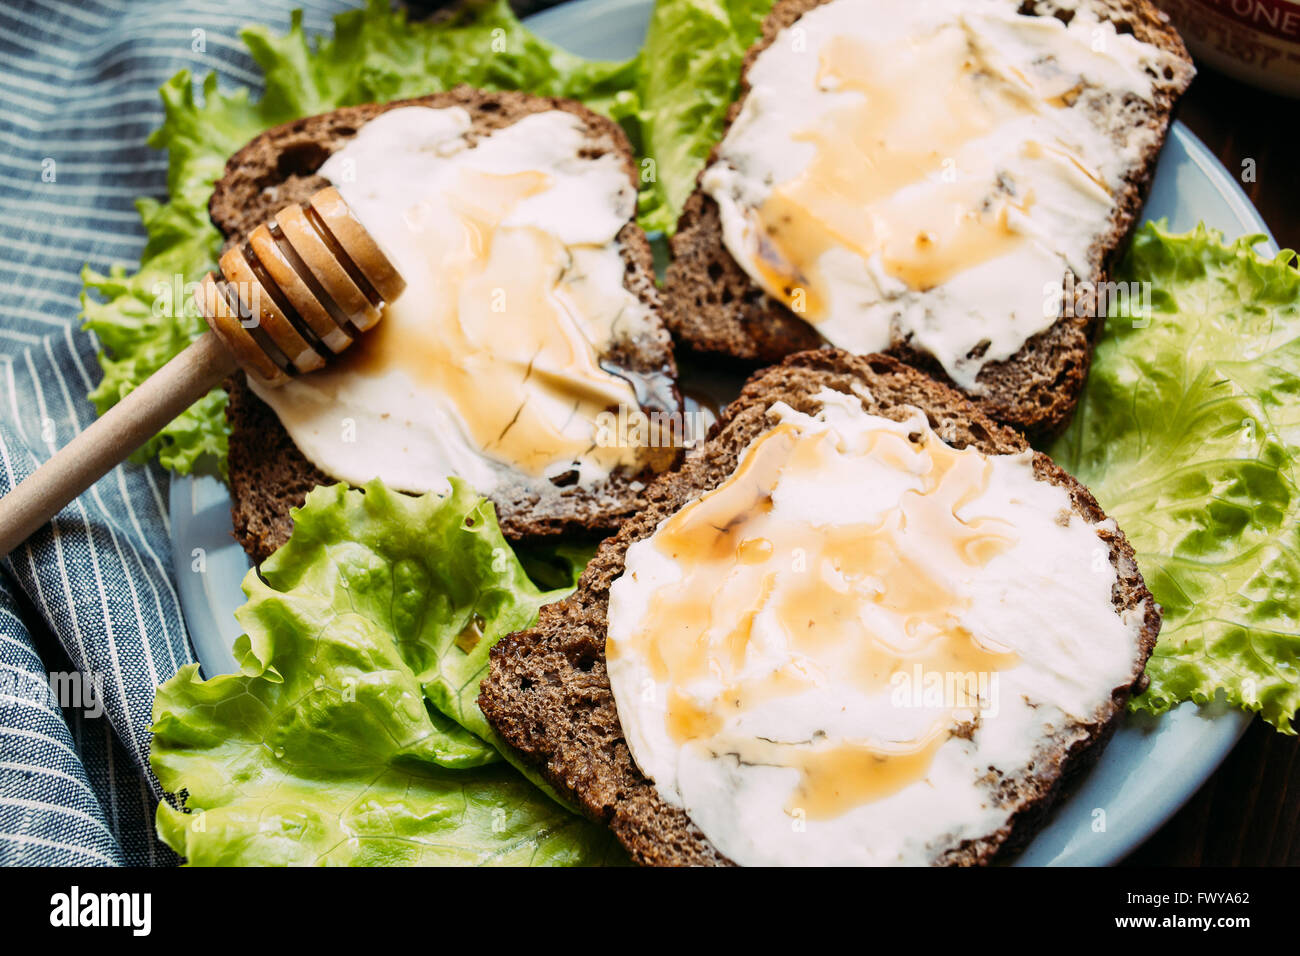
xmin=0 ymin=330 xmax=237 ymax=557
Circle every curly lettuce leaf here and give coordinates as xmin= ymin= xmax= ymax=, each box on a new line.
xmin=83 ymin=0 xmax=638 ymax=474
xmin=619 ymin=0 xmax=772 ymax=234
xmin=248 ymin=479 xmax=567 ymax=749
xmin=246 ymin=0 xmax=640 ymax=119
xmin=1051 ymin=223 xmax=1300 ymax=732
xmin=151 ymin=479 xmax=622 ymax=865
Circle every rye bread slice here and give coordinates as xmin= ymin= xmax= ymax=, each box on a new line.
xmin=479 ymin=349 xmax=1161 ymax=866
xmin=209 ymin=87 xmax=681 ymax=565
xmin=662 ymin=0 xmax=1195 ymax=441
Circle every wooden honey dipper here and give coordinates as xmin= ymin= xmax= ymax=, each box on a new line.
xmin=0 ymin=187 xmax=404 ymax=557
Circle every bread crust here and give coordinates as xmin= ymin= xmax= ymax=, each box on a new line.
xmin=662 ymin=0 xmax=1194 ymax=440
xmin=211 ymin=87 xmax=682 ymax=564
xmin=479 ymin=349 xmax=1161 ymax=866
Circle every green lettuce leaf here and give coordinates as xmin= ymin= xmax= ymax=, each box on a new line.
xmin=619 ymin=0 xmax=772 ymax=234
xmin=83 ymin=0 xmax=638 ymax=474
xmin=1051 ymin=223 xmax=1300 ymax=732
xmin=248 ymin=479 xmax=566 ymax=749
xmin=514 ymin=538 xmax=602 ymax=592
xmin=151 ymin=479 xmax=623 ymax=865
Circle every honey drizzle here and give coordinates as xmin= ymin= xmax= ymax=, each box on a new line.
xmin=748 ymin=26 xmax=1105 ymax=317
xmin=612 ymin=418 xmax=1022 ymax=820
xmin=347 ymin=168 xmax=647 ymax=478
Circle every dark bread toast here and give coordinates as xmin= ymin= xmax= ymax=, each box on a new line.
xmin=478 ymin=349 xmax=1161 ymax=866
xmin=210 ymin=87 xmax=680 ymax=564
xmin=662 ymin=0 xmax=1194 ymax=440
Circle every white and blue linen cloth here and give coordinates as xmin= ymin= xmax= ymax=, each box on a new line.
xmin=0 ymin=0 xmax=374 ymax=867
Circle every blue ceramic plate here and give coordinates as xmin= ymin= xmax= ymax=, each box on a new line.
xmin=172 ymin=0 xmax=1275 ymax=866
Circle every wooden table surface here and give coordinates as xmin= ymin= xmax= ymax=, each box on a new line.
xmin=1122 ymin=65 xmax=1299 ymax=867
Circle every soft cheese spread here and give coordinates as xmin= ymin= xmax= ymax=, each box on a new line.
xmin=702 ymin=0 xmax=1185 ymax=389
xmin=253 ymin=106 xmax=663 ymax=494
xmin=606 ymin=388 xmax=1145 ymax=865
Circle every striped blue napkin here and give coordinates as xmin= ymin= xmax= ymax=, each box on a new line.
xmin=0 ymin=0 xmax=363 ymax=867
